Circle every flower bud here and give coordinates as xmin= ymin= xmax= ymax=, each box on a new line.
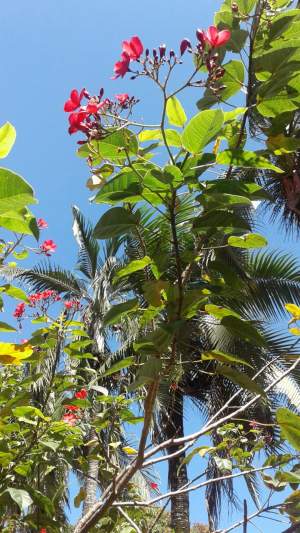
xmin=153 ymin=48 xmax=158 ymax=58
xmin=99 ymin=88 xmax=104 ymax=99
xmin=169 ymin=49 xmax=175 ymax=58
xmin=196 ymin=29 xmax=206 ymax=47
xmin=159 ymin=44 xmax=166 ymax=59
xmin=145 ymin=48 xmax=150 ymax=57
xmin=180 ymin=38 xmax=192 ymax=56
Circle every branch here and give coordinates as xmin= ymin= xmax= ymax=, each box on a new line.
xmin=117 ymin=506 xmax=142 ymax=533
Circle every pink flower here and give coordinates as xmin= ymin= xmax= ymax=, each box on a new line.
xmin=13 ymin=302 xmax=26 ymax=318
xmin=150 ymin=482 xmax=158 ymax=490
xmin=64 ymin=404 xmax=80 ymax=412
xmin=115 ymin=93 xmax=130 ymax=107
xmin=75 ymin=388 xmax=87 ymax=399
xmin=21 ymin=338 xmax=29 ymax=344
xmin=122 ymin=36 xmax=143 ymax=60
xmin=40 ymin=240 xmax=57 ymax=256
xmin=37 ymin=218 xmax=48 ymax=229
xmin=62 ymin=413 xmax=79 ymax=426
xmin=204 ymin=26 xmax=231 ymax=48
xmin=68 ymin=111 xmax=89 ymax=135
xmin=113 ymin=52 xmax=130 ymax=79
xmin=64 ymin=89 xmax=85 ymax=112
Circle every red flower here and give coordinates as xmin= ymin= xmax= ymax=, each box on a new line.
xmin=115 ymin=93 xmax=130 ymax=107
xmin=204 ymin=26 xmax=231 ymax=48
xmin=64 ymin=404 xmax=80 ymax=411
xmin=122 ymin=36 xmax=143 ymax=60
xmin=170 ymin=382 xmax=178 ymax=391
xmin=40 ymin=529 xmax=47 ymax=533
xmin=64 ymin=299 xmax=80 ymax=310
xmin=13 ymin=302 xmax=26 ymax=318
xmin=40 ymin=240 xmax=57 ymax=256
xmin=75 ymin=388 xmax=87 ymax=399
xmin=62 ymin=413 xmax=79 ymax=426
xmin=68 ymin=111 xmax=89 ymax=135
xmin=113 ymin=52 xmax=130 ymax=79
xmin=150 ymin=482 xmax=158 ymax=490
xmin=64 ymin=89 xmax=85 ymax=112
xmin=37 ymin=218 xmax=48 ymax=229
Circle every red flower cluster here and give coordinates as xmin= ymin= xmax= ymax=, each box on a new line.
xmin=113 ymin=36 xmax=143 ymax=79
xmin=13 ymin=302 xmax=26 ymax=318
xmin=150 ymin=482 xmax=159 ymax=490
xmin=37 ymin=218 xmax=48 ymax=229
xmin=75 ymin=388 xmax=87 ymax=399
xmin=64 ymin=299 xmax=81 ymax=310
xmin=40 ymin=239 xmax=57 ymax=256
xmin=115 ymin=93 xmax=130 ymax=107
xmin=62 ymin=413 xmax=79 ymax=426
xmin=64 ymin=88 xmax=112 ymax=136
xmin=29 ymin=290 xmax=60 ymax=306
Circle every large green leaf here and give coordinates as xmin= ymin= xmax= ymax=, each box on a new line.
xmin=93 ymin=207 xmax=139 ymax=239
xmin=205 ymin=304 xmax=241 ymax=320
xmin=102 ymin=356 xmax=135 ymax=376
xmin=103 ymin=299 xmax=139 ymax=326
xmin=182 ymin=110 xmax=224 ymax=153
xmin=94 ymin=129 xmax=138 ymax=161
xmin=166 ymin=96 xmax=187 ymax=127
xmin=202 ymin=350 xmax=253 ymax=368
xmin=0 ymin=168 xmax=37 ymax=212
xmin=216 ymin=365 xmax=265 ymax=395
xmin=114 ymin=256 xmax=152 ymax=281
xmin=93 ymin=170 xmax=141 ymax=204
xmin=228 ymin=233 xmax=268 ymax=249
xmin=277 ymin=408 xmax=300 ymax=450
xmin=0 ymin=122 xmax=16 ymax=158
xmin=0 ymin=322 xmax=16 ymax=332
xmin=0 ymin=208 xmax=39 ymax=239
xmin=5 ymin=488 xmax=33 ymax=512
xmin=217 ymin=150 xmax=284 ymax=173
xmin=0 ymin=284 xmax=29 ymax=302
xmin=221 ymin=315 xmax=266 ymax=345
xmin=139 ymin=129 xmax=182 ymax=147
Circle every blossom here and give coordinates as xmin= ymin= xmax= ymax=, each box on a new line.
xmin=122 ymin=36 xmax=143 ymax=60
xmin=21 ymin=338 xmax=29 ymax=344
xmin=150 ymin=482 xmax=158 ymax=490
xmin=115 ymin=93 xmax=130 ymax=107
xmin=204 ymin=26 xmax=231 ymax=48
xmin=180 ymin=38 xmax=192 ymax=56
xmin=40 ymin=529 xmax=47 ymax=533
xmin=13 ymin=302 xmax=26 ymax=318
xmin=62 ymin=413 xmax=79 ymax=426
xmin=64 ymin=404 xmax=80 ymax=412
xmin=40 ymin=239 xmax=57 ymax=256
xmin=64 ymin=299 xmax=80 ymax=310
xmin=37 ymin=218 xmax=48 ymax=229
xmin=64 ymin=89 xmax=85 ymax=112
xmin=75 ymin=388 xmax=87 ymax=399
xmin=113 ymin=52 xmax=130 ymax=79
xmin=68 ymin=111 xmax=89 ymax=135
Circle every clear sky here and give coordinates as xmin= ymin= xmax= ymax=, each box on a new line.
xmin=0 ymin=0 xmax=297 ymax=531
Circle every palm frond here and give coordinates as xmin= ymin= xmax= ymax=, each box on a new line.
xmin=17 ymin=263 xmax=84 ymax=298
xmin=72 ymin=205 xmax=100 ymax=279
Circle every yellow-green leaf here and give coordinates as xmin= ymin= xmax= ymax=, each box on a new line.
xmin=166 ymin=96 xmax=187 ymax=127
xmin=0 ymin=122 xmax=16 ymax=158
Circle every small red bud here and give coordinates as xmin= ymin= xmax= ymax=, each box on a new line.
xmin=153 ymin=48 xmax=158 ymax=58
xmin=180 ymin=38 xmax=192 ymax=56
xmin=99 ymin=88 xmax=104 ymax=99
xmin=159 ymin=44 xmax=166 ymax=58
xmin=145 ymin=48 xmax=150 ymax=57
xmin=169 ymin=49 xmax=175 ymax=58
xmin=196 ymin=29 xmax=206 ymax=47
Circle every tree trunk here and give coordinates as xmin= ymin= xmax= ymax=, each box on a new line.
xmin=82 ymin=429 xmax=99 ymax=516
xmin=166 ymin=394 xmax=190 ymax=533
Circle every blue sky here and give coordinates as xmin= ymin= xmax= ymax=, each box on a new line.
xmin=0 ymin=0 xmax=297 ymax=531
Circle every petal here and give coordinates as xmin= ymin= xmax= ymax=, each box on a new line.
xmin=130 ymin=36 xmax=143 ymax=58
xmin=206 ymin=26 xmax=218 ymax=45
xmin=70 ymin=89 xmax=80 ymax=105
xmin=122 ymin=40 xmax=133 ymax=57
xmin=216 ymin=29 xmax=231 ymax=47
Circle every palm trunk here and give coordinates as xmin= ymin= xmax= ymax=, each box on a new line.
xmin=167 ymin=395 xmax=190 ymax=533
xmin=82 ymin=429 xmax=99 ymax=516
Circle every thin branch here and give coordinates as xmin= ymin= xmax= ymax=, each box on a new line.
xmin=117 ymin=506 xmax=142 ymax=533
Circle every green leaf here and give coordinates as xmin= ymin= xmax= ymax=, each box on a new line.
xmin=93 ymin=207 xmax=139 ymax=239
xmin=0 ymin=284 xmax=29 ymax=302
xmin=197 ymin=61 xmax=244 ymax=109
xmin=13 ymin=249 xmax=29 ymax=260
xmin=95 ymin=129 xmax=138 ymax=160
xmin=166 ymin=96 xmax=187 ymax=127
xmin=102 ymin=356 xmax=135 ymax=377
xmin=193 ymin=209 xmax=250 ymax=235
xmin=0 ymin=208 xmax=39 ymax=238
xmin=5 ymin=488 xmax=33 ymax=512
xmin=205 ymin=304 xmax=241 ymax=320
xmin=0 ymin=322 xmax=16 ymax=332
xmin=182 ymin=110 xmax=224 ymax=153
xmin=0 ymin=168 xmax=37 ymax=212
xmin=221 ymin=316 xmax=266 ymax=346
xmin=277 ymin=408 xmax=300 ymax=450
xmin=216 ymin=365 xmax=265 ymax=395
xmin=114 ymin=256 xmax=152 ymax=281
xmin=93 ymin=170 xmax=141 ymax=205
xmin=214 ymin=457 xmax=232 ymax=472
xmin=228 ymin=233 xmax=268 ymax=249
xmin=267 ymin=134 xmax=300 ymax=155
xmin=217 ymin=150 xmax=284 ymax=173
xmin=201 ymin=350 xmax=253 ymax=368
xmin=139 ymin=129 xmax=182 ymax=147
xmin=103 ymin=299 xmax=139 ymax=326
xmin=0 ymin=122 xmax=16 ymax=158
